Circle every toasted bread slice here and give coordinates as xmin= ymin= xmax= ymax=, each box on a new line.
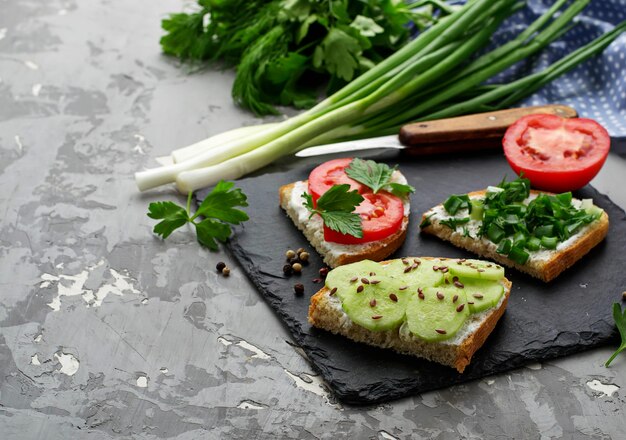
xmin=279 ymin=179 xmax=409 ymax=268
xmin=308 ymin=257 xmax=511 ymax=373
xmin=421 ymin=190 xmax=609 ymax=282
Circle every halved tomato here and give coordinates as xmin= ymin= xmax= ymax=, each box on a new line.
xmin=308 ymin=158 xmax=366 ymax=204
xmin=323 ymin=192 xmax=404 ymax=245
xmin=502 ymin=114 xmax=610 ymax=192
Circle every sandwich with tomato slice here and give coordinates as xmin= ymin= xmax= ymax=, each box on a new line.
xmin=279 ymin=158 xmax=414 ymax=268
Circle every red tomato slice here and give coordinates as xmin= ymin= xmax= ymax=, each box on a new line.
xmin=323 ymin=192 xmax=405 ymax=244
xmin=502 ymin=114 xmax=610 ymax=192
xmin=308 ymin=158 xmax=366 ymax=204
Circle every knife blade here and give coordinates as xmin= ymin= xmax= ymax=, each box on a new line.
xmin=296 ymin=104 xmax=577 ymax=158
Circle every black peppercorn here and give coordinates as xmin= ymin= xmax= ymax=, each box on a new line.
xmin=283 ymin=264 xmax=293 ymax=275
xmin=294 ymin=283 xmax=304 ymax=295
xmin=216 ymin=262 xmax=226 ymax=272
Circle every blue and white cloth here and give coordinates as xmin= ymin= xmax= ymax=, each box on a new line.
xmin=489 ymin=0 xmax=626 ymax=138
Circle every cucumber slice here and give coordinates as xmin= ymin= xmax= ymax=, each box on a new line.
xmin=383 ymin=258 xmax=445 ymax=287
xmin=341 ymin=280 xmax=411 ymax=331
xmin=405 ymin=287 xmax=469 ymax=342
xmin=453 ymin=277 xmax=504 ymax=313
xmin=448 ymin=259 xmax=504 ymax=281
xmin=325 ymin=260 xmax=382 ymax=301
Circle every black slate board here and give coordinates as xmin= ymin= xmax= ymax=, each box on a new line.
xmin=197 ymin=151 xmax=626 ymax=405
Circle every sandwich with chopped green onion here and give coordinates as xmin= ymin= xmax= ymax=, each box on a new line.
xmin=420 ymin=176 xmax=609 ymax=282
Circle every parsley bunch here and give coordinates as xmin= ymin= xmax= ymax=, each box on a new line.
xmin=147 ymin=181 xmax=249 ymax=250
xmin=160 ymin=0 xmax=436 ymax=115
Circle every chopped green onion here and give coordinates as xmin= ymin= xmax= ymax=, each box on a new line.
xmin=470 ymin=199 xmax=484 ymax=220
xmin=541 ymin=236 xmax=558 ymax=249
xmin=526 ymin=236 xmax=541 ymax=251
xmin=443 ymin=194 xmax=471 ymax=215
xmin=534 ymin=225 xmax=554 ymax=237
xmin=497 ymin=238 xmax=512 ymax=254
xmin=508 ymin=246 xmax=530 ymax=265
xmin=487 ymin=223 xmax=505 ymax=243
xmin=556 ymin=192 xmax=573 ymax=206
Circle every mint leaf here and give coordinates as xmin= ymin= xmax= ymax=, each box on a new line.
xmin=316 ymin=184 xmax=364 ymax=212
xmin=147 ymin=201 xmax=190 ymax=239
xmin=320 ymin=211 xmax=363 ymax=238
xmin=147 ymin=181 xmax=249 ymax=250
xmin=345 ymin=158 xmax=415 ymax=195
xmin=606 ymin=303 xmax=626 ymax=367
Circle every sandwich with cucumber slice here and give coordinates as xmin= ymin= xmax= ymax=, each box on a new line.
xmin=309 ymin=257 xmax=511 ymax=373
xmin=420 ymin=176 xmax=609 ymax=282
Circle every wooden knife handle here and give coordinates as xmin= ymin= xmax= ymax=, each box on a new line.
xmin=399 ymin=105 xmax=577 ymax=149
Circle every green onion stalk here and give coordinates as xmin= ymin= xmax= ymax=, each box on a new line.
xmin=135 ymin=0 xmax=626 ymax=193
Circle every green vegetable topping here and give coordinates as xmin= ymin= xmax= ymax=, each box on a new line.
xmin=345 ymin=158 xmax=415 ymax=197
xmin=147 ymin=181 xmax=249 ymax=250
xmin=440 ymin=217 xmax=470 ymax=230
xmin=302 ymin=184 xmax=364 ymax=237
xmin=443 ymin=194 xmax=472 ymax=215
xmin=437 ymin=176 xmax=603 ymax=264
xmin=606 ymin=303 xmax=626 ymax=367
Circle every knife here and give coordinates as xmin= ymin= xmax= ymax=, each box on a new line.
xmin=296 ymin=104 xmax=577 ymax=157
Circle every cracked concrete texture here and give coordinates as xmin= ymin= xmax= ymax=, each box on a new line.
xmin=1 ymin=0 xmax=625 ymax=438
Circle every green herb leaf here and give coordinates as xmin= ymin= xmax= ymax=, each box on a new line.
xmin=440 ymin=217 xmax=470 ymax=230
xmin=320 ymin=211 xmax=363 ymax=237
xmin=350 ymin=15 xmax=384 ymax=38
xmin=194 ymin=219 xmax=233 ymax=250
xmin=302 ymin=184 xmax=364 ymax=238
xmin=147 ymin=181 xmax=249 ymax=250
xmin=387 ymin=182 xmax=415 ymax=198
xmin=316 ymin=184 xmax=364 ymax=212
xmin=605 ymin=303 xmax=626 ymax=367
xmin=147 ymin=201 xmax=190 ymax=239
xmin=195 ymin=180 xmax=249 ymax=224
xmin=420 ymin=213 xmax=435 ymax=228
xmin=316 ymin=27 xmax=362 ymax=81
xmin=345 ymin=158 xmax=415 ymax=195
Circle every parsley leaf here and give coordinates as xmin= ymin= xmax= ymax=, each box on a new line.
xmin=316 ymin=183 xmax=364 ymax=212
xmin=302 ymin=184 xmax=364 ymax=238
xmin=194 ymin=180 xmax=249 ymax=224
xmin=147 ymin=181 xmax=249 ymax=250
xmin=345 ymin=158 xmax=415 ymax=196
xmin=148 ymin=202 xmax=189 ymax=239
xmin=605 ymin=303 xmax=626 ymax=367
xmin=320 ymin=211 xmax=363 ymax=237
xmin=313 ymin=27 xmax=361 ymax=81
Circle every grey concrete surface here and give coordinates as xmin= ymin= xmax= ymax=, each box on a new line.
xmin=1 ymin=1 xmax=625 ymax=438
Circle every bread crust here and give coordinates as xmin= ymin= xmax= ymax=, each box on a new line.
xmin=308 ymin=257 xmax=511 ymax=373
xmin=279 ymin=181 xmax=408 ymax=268
xmin=421 ymin=190 xmax=609 ymax=282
